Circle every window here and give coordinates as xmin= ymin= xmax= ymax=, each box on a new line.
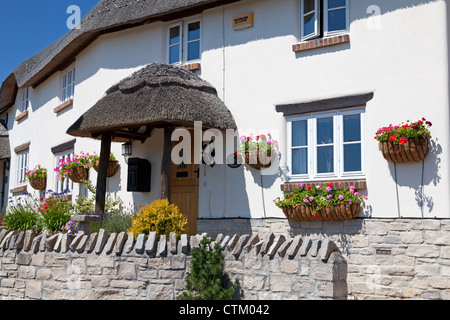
xmin=16 ymin=150 xmax=29 ymax=186
xmin=287 ymin=108 xmax=365 ymax=180
xmin=300 ymin=0 xmax=349 ymax=41
xmin=167 ymin=20 xmax=201 ymax=65
xmin=61 ymin=67 xmax=75 ymax=102
xmin=55 ymin=150 xmax=74 ymax=194
xmin=20 ymin=87 xmax=30 ymax=113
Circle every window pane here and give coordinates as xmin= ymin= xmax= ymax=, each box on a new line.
xmin=187 ymin=41 xmax=200 ymax=61
xmin=328 ymin=0 xmax=346 ymax=9
xmin=328 ymin=8 xmax=346 ymax=31
xmin=304 ymin=0 xmax=315 ymax=13
xmin=292 ymin=120 xmax=308 ymax=147
xmin=169 ymin=26 xmax=180 ymax=45
xmin=292 ymin=148 xmax=308 ymax=175
xmin=304 ymin=12 xmax=316 ymax=37
xmin=169 ymin=44 xmax=180 ymax=64
xmin=344 ymin=144 xmax=361 ymax=172
xmin=343 ymin=114 xmax=361 ymax=142
xmin=188 ymin=22 xmax=200 ymax=41
xmin=317 ymin=117 xmax=333 ymax=144
xmin=317 ymin=146 xmax=334 ymax=173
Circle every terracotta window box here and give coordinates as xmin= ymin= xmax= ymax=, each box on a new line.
xmin=292 ymin=34 xmax=350 ymax=53
xmin=281 ymin=179 xmax=366 ymax=192
xmin=15 ymin=110 xmax=29 ymax=122
xmin=182 ymin=63 xmax=201 ymax=71
xmin=54 ymin=99 xmax=73 ymax=114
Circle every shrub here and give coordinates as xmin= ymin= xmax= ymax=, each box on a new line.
xmin=128 ymin=199 xmax=187 ymax=239
xmin=180 ymin=236 xmax=236 ymax=300
xmin=90 ymin=209 xmax=136 ymax=234
xmin=38 ymin=196 xmax=72 ymax=233
xmin=3 ymin=204 xmax=42 ymax=233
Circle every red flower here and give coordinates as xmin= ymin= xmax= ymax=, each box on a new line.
xmin=399 ymin=137 xmax=408 ymax=144
xmin=328 ymin=183 xmax=333 ymax=188
xmin=402 ymin=124 xmax=409 ymax=129
xmin=418 ymin=120 xmax=423 ymax=125
xmin=389 ymin=135 xmax=397 ymax=142
xmin=44 ymin=206 xmax=49 ymax=210
xmin=307 ymin=186 xmax=312 ymax=190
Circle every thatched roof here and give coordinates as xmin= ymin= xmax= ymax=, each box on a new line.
xmin=66 ymin=63 xmax=236 ymax=141
xmin=0 ymin=120 xmax=10 ymax=160
xmin=0 ymin=0 xmax=242 ymax=113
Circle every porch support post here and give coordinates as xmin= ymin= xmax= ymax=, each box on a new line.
xmin=95 ymin=133 xmax=112 ymax=214
xmin=161 ymin=125 xmax=175 ymax=201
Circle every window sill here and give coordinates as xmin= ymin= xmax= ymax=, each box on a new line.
xmin=11 ymin=185 xmax=27 ymax=195
xmin=182 ymin=63 xmax=201 ymax=71
xmin=292 ymin=34 xmax=350 ymax=53
xmin=54 ymin=99 xmax=73 ymax=114
xmin=281 ymin=179 xmax=366 ymax=192
xmin=15 ymin=110 xmax=29 ymax=122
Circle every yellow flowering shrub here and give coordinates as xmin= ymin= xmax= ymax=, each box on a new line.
xmin=128 ymin=199 xmax=187 ymax=239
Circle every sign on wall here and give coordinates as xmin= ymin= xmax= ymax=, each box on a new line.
xmin=232 ymin=13 xmax=254 ymax=30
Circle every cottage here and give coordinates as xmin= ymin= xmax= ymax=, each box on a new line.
xmin=0 ymin=0 xmax=449 ymax=299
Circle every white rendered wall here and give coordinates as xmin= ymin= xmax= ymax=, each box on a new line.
xmin=4 ymin=0 xmax=449 ymax=220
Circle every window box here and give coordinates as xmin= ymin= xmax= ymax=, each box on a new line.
xmin=282 ymin=202 xmax=360 ymax=221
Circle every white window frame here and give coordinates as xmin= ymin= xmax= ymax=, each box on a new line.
xmin=167 ymin=18 xmax=202 ymax=65
xmin=16 ymin=150 xmax=29 ymax=186
xmin=323 ymin=0 xmax=350 ymax=37
xmin=61 ymin=67 xmax=76 ymax=103
xmin=287 ymin=107 xmax=365 ymax=181
xmin=55 ymin=150 xmax=74 ymax=195
xmin=300 ymin=0 xmax=349 ymax=41
xmin=20 ymin=87 xmax=30 ymax=113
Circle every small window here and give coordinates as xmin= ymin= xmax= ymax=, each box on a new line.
xmin=20 ymin=87 xmax=30 ymax=113
xmin=16 ymin=150 xmax=29 ymax=186
xmin=300 ymin=0 xmax=349 ymax=41
xmin=288 ymin=108 xmax=365 ymax=180
xmin=167 ymin=19 xmax=202 ymax=65
xmin=62 ymin=67 xmax=76 ymax=102
xmin=55 ymin=150 xmax=74 ymax=194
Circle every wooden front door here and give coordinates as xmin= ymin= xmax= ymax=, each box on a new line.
xmin=171 ymin=143 xmax=199 ymax=236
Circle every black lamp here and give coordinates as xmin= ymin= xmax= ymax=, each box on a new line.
xmin=122 ymin=142 xmax=132 ymax=156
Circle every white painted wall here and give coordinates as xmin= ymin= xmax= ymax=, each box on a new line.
xmin=3 ymin=0 xmax=449 ymax=220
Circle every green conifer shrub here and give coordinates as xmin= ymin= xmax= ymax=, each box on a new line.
xmin=180 ymin=236 xmax=236 ymax=300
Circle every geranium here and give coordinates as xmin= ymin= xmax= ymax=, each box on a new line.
xmin=239 ymin=133 xmax=278 ymax=155
xmin=25 ymin=165 xmax=47 ymax=181
xmin=91 ymin=152 xmax=117 ymax=167
xmin=54 ymin=151 xmax=96 ymax=181
xmin=374 ymin=118 xmax=432 ymax=144
xmin=274 ymin=183 xmax=367 ymax=218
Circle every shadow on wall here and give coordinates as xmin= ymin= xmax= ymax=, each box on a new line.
xmin=387 ymin=138 xmax=442 ymax=215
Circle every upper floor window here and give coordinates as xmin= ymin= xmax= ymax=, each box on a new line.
xmin=301 ymin=0 xmax=349 ymax=41
xmin=20 ymin=87 xmax=30 ymax=113
xmin=287 ymin=108 xmax=365 ymax=181
xmin=16 ymin=149 xmax=29 ymax=186
xmin=62 ymin=67 xmax=76 ymax=102
xmin=168 ymin=20 xmax=201 ymax=65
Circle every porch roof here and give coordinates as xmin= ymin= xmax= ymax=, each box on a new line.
xmin=66 ymin=63 xmax=237 ymax=142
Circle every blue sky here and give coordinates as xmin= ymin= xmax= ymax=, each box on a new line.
xmin=0 ymin=0 xmax=99 ymax=84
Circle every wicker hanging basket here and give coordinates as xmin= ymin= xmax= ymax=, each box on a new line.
xmin=244 ymin=151 xmax=273 ymax=169
xmin=378 ymin=138 xmax=428 ymax=163
xmin=93 ymin=160 xmax=119 ymax=177
xmin=282 ymin=203 xmax=361 ymax=221
xmin=29 ymin=177 xmax=46 ymax=191
xmin=68 ymin=167 xmax=89 ymax=183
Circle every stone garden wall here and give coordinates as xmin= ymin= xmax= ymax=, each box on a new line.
xmin=198 ymin=217 xmax=450 ymax=300
xmin=0 ymin=229 xmax=347 ymax=300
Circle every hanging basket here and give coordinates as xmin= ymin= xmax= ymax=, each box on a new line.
xmin=68 ymin=167 xmax=89 ymax=183
xmin=93 ymin=160 xmax=119 ymax=177
xmin=244 ymin=151 xmax=273 ymax=170
xmin=282 ymin=203 xmax=361 ymax=221
xmin=29 ymin=177 xmax=46 ymax=191
xmin=379 ymin=138 xmax=428 ymax=163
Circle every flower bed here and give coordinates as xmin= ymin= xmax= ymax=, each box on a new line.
xmin=374 ymin=118 xmax=432 ymax=163
xmin=274 ymin=183 xmax=367 ymax=221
